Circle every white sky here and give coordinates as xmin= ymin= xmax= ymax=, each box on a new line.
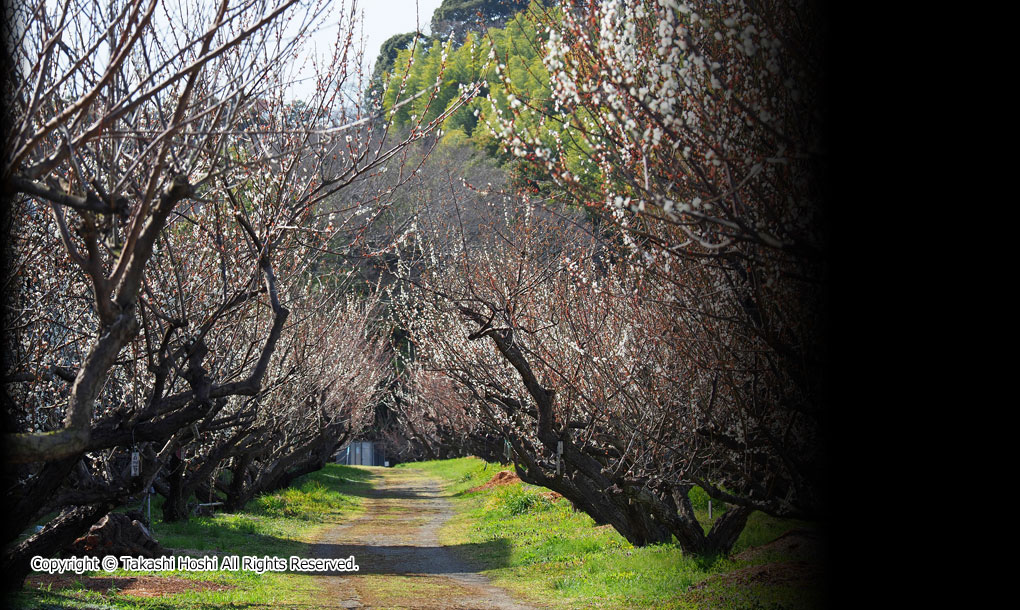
xmin=289 ymin=0 xmax=446 ymax=102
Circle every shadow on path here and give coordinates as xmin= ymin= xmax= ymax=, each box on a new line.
xmin=310 ymin=467 xmax=538 ymax=610
xmin=313 ymin=539 xmax=511 ymax=575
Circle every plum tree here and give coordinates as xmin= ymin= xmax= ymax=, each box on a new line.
xmin=1 ymin=0 xmax=471 ymax=588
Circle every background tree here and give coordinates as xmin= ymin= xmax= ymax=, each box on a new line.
xmin=430 ymin=0 xmax=547 ymax=43
xmin=392 ymin=193 xmax=753 ymax=551
xmin=1 ymin=0 xmax=472 ymax=588
xmin=481 ymin=0 xmax=828 ymax=518
xmin=382 ymin=0 xmax=827 ymax=553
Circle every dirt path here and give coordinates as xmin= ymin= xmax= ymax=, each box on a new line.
xmin=309 ymin=467 xmax=538 ymax=609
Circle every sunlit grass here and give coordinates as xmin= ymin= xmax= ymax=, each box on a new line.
xmin=11 ymin=463 xmax=372 ymax=609
xmin=401 ymin=457 xmax=823 ymax=610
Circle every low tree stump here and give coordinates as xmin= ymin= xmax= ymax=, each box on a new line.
xmin=65 ymin=513 xmax=170 ymax=558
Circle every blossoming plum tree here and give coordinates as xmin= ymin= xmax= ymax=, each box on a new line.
xmin=1 ymin=0 xmax=470 ymax=588
xmin=391 ymin=194 xmax=748 ymax=551
xmin=479 ymin=0 xmax=828 ymax=520
xmin=386 ymin=0 xmax=826 ymax=553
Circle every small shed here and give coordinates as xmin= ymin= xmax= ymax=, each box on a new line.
xmin=336 ymin=441 xmax=387 ymax=466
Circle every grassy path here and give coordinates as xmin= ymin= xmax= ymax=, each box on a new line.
xmin=400 ymin=459 xmax=825 ymax=610
xmin=310 ymin=466 xmax=537 ymax=609
xmin=11 ymin=460 xmax=822 ymax=609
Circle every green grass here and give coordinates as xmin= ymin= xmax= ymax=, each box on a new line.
xmin=10 ymin=463 xmax=374 ymax=609
xmin=9 ymin=458 xmax=824 ymax=608
xmin=397 ymin=456 xmax=504 ymax=495
xmin=399 ymin=458 xmax=824 ymax=610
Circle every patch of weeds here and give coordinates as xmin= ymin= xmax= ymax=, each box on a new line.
xmin=251 ymin=479 xmax=355 ymax=521
xmin=688 ymin=486 xmax=711 ymax=511
xmin=484 ymin=484 xmax=553 ymax=517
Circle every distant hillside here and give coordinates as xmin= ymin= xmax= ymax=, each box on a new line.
xmin=430 ymin=0 xmax=538 ymax=43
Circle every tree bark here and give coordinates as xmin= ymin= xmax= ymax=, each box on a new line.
xmin=162 ymin=449 xmax=187 ymax=522
xmin=1 ymin=503 xmax=113 ymax=591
